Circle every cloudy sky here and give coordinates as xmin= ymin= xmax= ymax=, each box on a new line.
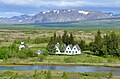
xmin=0 ymin=0 xmax=120 ymax=17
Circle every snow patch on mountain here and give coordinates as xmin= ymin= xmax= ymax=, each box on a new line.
xmin=53 ymin=10 xmax=57 ymax=13
xmin=68 ymin=10 xmax=71 ymax=12
xmin=43 ymin=11 xmax=50 ymax=14
xmin=43 ymin=11 xmax=46 ymax=14
xmin=78 ymin=10 xmax=89 ymax=15
xmin=57 ymin=10 xmax=60 ymax=14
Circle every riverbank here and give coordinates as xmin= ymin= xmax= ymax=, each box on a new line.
xmin=1 ymin=62 xmax=120 ymax=68
xmin=0 ymin=70 xmax=119 ymax=79
xmin=0 ymin=55 xmax=120 ymax=68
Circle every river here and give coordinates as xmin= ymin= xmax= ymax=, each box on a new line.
xmin=0 ymin=65 xmax=120 ymax=76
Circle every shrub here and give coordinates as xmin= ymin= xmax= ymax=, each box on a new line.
xmin=38 ymin=55 xmax=46 ymax=62
xmin=62 ymin=71 xmax=69 ymax=79
xmin=45 ymin=71 xmax=51 ymax=79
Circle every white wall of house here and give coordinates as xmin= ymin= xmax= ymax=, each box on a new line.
xmin=64 ymin=45 xmax=73 ymax=55
xmin=72 ymin=46 xmax=81 ymax=55
xmin=55 ymin=43 xmax=82 ymax=55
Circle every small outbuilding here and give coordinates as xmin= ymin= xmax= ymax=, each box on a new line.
xmin=35 ymin=50 xmax=43 ymax=55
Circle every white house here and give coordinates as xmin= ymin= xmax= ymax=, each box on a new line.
xmin=71 ymin=45 xmax=81 ymax=55
xmin=55 ymin=43 xmax=81 ymax=55
xmin=19 ymin=42 xmax=27 ymax=50
xmin=64 ymin=44 xmax=73 ymax=54
xmin=64 ymin=44 xmax=81 ymax=55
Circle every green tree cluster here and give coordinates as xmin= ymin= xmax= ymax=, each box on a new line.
xmin=46 ymin=31 xmax=75 ymax=53
xmin=77 ymin=40 xmax=89 ymax=51
xmin=62 ymin=30 xmax=75 ymax=45
xmin=89 ymin=31 xmax=120 ymax=57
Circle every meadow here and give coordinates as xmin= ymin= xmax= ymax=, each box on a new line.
xmin=0 ymin=70 xmax=117 ymax=79
xmin=0 ymin=23 xmax=120 ymax=79
xmin=0 ymin=24 xmax=120 ymax=66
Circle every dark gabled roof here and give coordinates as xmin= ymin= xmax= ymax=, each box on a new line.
xmin=74 ymin=44 xmax=81 ymax=50
xmin=68 ymin=44 xmax=73 ymax=49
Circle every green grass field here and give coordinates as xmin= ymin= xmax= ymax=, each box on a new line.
xmin=0 ymin=70 xmax=118 ymax=79
xmin=1 ymin=54 xmax=120 ymax=68
xmin=0 ymin=25 xmax=120 ymax=67
xmin=0 ymin=16 xmax=120 ymax=79
xmin=1 ymin=20 xmax=120 ymax=29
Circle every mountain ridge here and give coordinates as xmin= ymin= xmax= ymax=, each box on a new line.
xmin=0 ymin=9 xmax=118 ymax=24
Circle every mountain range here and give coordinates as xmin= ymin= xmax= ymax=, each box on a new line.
xmin=0 ymin=9 xmax=120 ymax=24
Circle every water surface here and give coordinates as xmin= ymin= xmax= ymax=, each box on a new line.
xmin=0 ymin=65 xmax=120 ymax=76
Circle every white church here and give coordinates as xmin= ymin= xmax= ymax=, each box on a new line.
xmin=55 ymin=43 xmax=81 ymax=55
xmin=19 ymin=41 xmax=27 ymax=50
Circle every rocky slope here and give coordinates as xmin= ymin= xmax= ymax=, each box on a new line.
xmin=0 ymin=9 xmax=112 ymax=24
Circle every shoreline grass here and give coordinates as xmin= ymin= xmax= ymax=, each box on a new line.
xmin=0 ymin=70 xmax=117 ymax=79
xmin=1 ymin=61 xmax=120 ymax=68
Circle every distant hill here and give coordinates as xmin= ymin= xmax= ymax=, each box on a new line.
xmin=0 ymin=9 xmax=113 ymax=24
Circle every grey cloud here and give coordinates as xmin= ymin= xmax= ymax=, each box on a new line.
xmin=0 ymin=0 xmax=120 ymax=8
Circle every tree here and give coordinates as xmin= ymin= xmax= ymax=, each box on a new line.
xmin=89 ymin=31 xmax=105 ymax=56
xmin=68 ymin=33 xmax=74 ymax=45
xmin=107 ymin=32 xmax=119 ymax=56
xmin=94 ymin=31 xmax=103 ymax=55
xmin=53 ymin=32 xmax=57 ymax=44
xmin=46 ymin=32 xmax=57 ymax=53
xmin=62 ymin=30 xmax=69 ymax=45
xmin=57 ymin=35 xmax=65 ymax=52
xmin=78 ymin=40 xmax=86 ymax=52
xmin=90 ymin=31 xmax=120 ymax=57
xmin=89 ymin=42 xmax=96 ymax=52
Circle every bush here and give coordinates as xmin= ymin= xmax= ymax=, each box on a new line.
xmin=0 ymin=48 xmax=9 ymax=59
xmin=45 ymin=71 xmax=51 ymax=79
xmin=18 ymin=49 xmax=37 ymax=59
xmin=79 ymin=72 xmax=110 ymax=77
xmin=43 ymin=49 xmax=48 ymax=56
xmin=38 ymin=55 xmax=46 ymax=62
xmin=62 ymin=71 xmax=69 ymax=79
xmin=18 ymin=50 xmax=28 ymax=59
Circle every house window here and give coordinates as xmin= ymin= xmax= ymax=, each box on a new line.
xmin=76 ymin=51 xmax=77 ymax=53
xmin=69 ymin=51 xmax=71 ymax=53
xmin=66 ymin=51 xmax=68 ymax=53
xmin=74 ymin=48 xmax=76 ymax=50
